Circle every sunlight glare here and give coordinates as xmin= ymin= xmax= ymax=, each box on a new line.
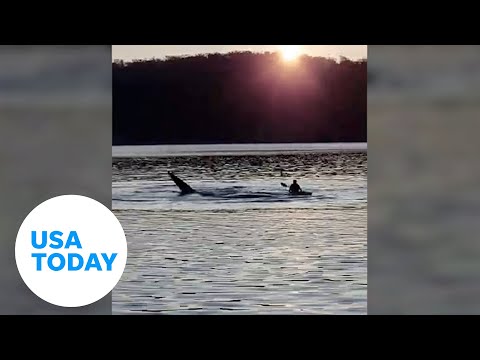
xmin=279 ymin=45 xmax=302 ymax=62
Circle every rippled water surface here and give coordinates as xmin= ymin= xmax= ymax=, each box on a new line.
xmin=112 ymin=145 xmax=367 ymax=314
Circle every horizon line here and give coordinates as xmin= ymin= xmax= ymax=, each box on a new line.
xmin=112 ymin=50 xmax=367 ymax=62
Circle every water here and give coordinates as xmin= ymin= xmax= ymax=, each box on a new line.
xmin=368 ymin=45 xmax=480 ymax=103
xmin=0 ymin=46 xmax=111 ymax=314
xmin=0 ymin=45 xmax=110 ymax=107
xmin=112 ymin=142 xmax=367 ymax=158
xmin=112 ymin=144 xmax=367 ymax=314
xmin=368 ymin=46 xmax=480 ymax=313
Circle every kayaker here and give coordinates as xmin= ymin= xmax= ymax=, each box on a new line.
xmin=289 ymin=180 xmax=302 ymax=194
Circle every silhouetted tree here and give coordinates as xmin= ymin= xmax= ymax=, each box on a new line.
xmin=113 ymin=52 xmax=367 ymax=145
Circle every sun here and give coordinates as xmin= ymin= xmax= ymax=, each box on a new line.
xmin=279 ymin=45 xmax=302 ymax=62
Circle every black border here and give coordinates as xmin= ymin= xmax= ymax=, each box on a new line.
xmin=0 ymin=8 xmax=367 ymax=44
xmin=1 ymin=12 xmax=478 ymax=43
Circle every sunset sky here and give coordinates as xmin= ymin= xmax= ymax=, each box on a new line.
xmin=112 ymin=45 xmax=367 ymax=62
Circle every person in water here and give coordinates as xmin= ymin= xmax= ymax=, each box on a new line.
xmin=289 ymin=180 xmax=302 ymax=194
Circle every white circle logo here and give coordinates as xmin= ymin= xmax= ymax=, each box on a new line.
xmin=15 ymin=195 xmax=128 ymax=308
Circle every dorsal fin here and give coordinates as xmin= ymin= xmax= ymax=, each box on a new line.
xmin=168 ymin=171 xmax=196 ymax=195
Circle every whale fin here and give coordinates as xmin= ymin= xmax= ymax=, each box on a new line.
xmin=168 ymin=171 xmax=196 ymax=195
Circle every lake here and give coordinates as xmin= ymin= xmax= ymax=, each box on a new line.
xmin=112 ymin=143 xmax=367 ymax=314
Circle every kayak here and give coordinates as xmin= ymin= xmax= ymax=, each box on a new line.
xmin=289 ymin=191 xmax=312 ymax=196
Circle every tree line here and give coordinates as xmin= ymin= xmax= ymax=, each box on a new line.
xmin=113 ymin=51 xmax=367 ymax=145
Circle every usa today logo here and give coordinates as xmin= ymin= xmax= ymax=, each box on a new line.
xmin=15 ymin=195 xmax=128 ymax=308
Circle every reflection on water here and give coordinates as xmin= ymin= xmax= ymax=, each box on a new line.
xmin=112 ymin=150 xmax=367 ymax=314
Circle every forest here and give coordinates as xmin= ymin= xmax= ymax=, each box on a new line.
xmin=113 ymin=51 xmax=367 ymax=145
